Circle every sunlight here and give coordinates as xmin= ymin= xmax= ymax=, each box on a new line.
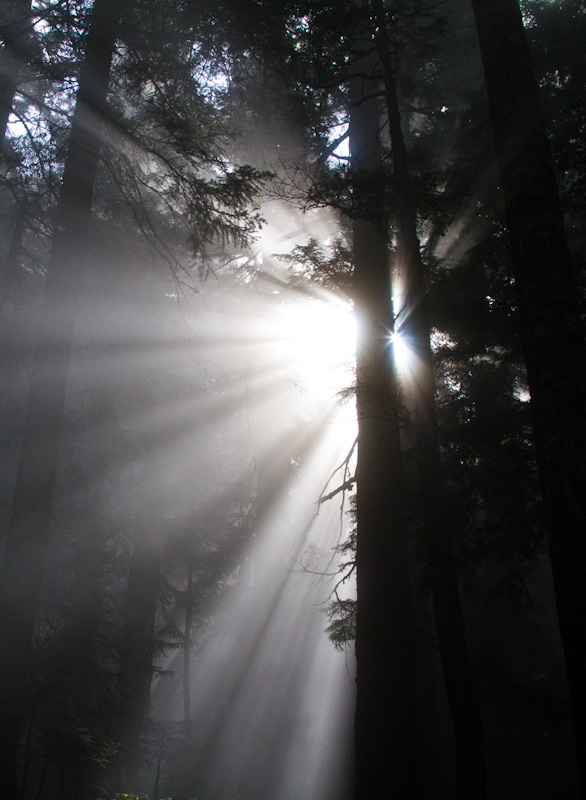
xmin=144 ymin=281 xmax=358 ymax=799
xmin=69 ymin=198 xmax=358 ymax=799
xmin=4 ymin=0 xmax=576 ymax=794
xmin=327 ymin=120 xmax=350 ymax=165
xmin=387 ymin=287 xmax=423 ymax=382
xmin=389 ymin=328 xmax=412 ymax=374
xmin=245 ymin=201 xmax=357 ymax=409
xmin=278 ymin=294 xmax=356 ymax=400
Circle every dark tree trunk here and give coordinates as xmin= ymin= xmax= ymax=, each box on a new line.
xmin=152 ymin=727 xmax=165 ymax=800
xmin=371 ymin=3 xmax=486 ymax=797
xmin=0 ymin=1 xmax=121 ymax=796
xmin=183 ymin=560 xmax=193 ymax=724
xmin=0 ymin=198 xmax=28 ymax=396
xmin=0 ymin=198 xmax=27 ymax=308
xmin=118 ymin=543 xmax=160 ymax=769
xmin=471 ymin=0 xmax=586 ymax=793
xmin=0 ymin=0 xmax=34 ymax=152
xmin=349 ymin=57 xmax=420 ymax=800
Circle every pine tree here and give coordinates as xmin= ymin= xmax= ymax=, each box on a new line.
xmin=370 ymin=1 xmax=485 ymax=795
xmin=472 ymin=0 xmax=586 ymax=791
xmin=0 ymin=1 xmax=122 ymax=795
xmin=0 ymin=0 xmax=34 ymax=152
xmin=349 ymin=44 xmax=420 ymax=799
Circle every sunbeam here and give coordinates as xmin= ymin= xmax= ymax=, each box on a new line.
xmin=275 ymin=294 xmax=356 ymax=401
xmin=2 ymin=2 xmax=579 ymax=798
xmin=116 ymin=208 xmax=360 ymax=800
xmin=389 ymin=328 xmax=412 ymax=374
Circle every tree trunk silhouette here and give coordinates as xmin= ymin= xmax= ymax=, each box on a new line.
xmin=472 ymin=0 xmax=586 ymax=792
xmin=0 ymin=0 xmax=34 ymax=152
xmin=118 ymin=542 xmax=160 ymax=775
xmin=371 ymin=2 xmax=486 ymax=797
xmin=0 ymin=198 xmax=28 ymax=402
xmin=349 ymin=54 xmax=420 ymax=800
xmin=0 ymin=0 xmax=121 ymax=795
xmin=183 ymin=559 xmax=194 ymax=724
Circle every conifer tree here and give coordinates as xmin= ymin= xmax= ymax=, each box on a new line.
xmin=0 ymin=1 xmax=122 ymax=795
xmin=349 ymin=46 xmax=420 ymax=799
xmin=472 ymin=0 xmax=586 ymax=790
xmin=0 ymin=0 xmax=34 ymax=152
xmin=370 ymin=1 xmax=485 ymax=795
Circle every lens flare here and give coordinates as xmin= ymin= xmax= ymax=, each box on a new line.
xmin=390 ymin=328 xmax=411 ymax=373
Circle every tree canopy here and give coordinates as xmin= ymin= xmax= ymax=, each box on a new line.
xmin=0 ymin=1 xmax=584 ymax=799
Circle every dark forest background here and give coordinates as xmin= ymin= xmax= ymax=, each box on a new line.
xmin=0 ymin=1 xmax=585 ymax=799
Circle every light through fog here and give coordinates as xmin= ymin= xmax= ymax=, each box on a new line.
xmin=390 ymin=328 xmax=412 ymax=374
xmin=277 ymin=294 xmax=356 ymax=400
xmin=140 ymin=204 xmax=358 ymax=800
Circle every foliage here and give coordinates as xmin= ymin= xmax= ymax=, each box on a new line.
xmin=325 ymin=597 xmax=356 ymax=650
xmin=0 ymin=0 xmax=583 ymax=796
xmin=277 ymin=235 xmax=354 ymax=298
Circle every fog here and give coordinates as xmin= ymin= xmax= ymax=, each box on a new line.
xmin=50 ymin=201 xmax=357 ymax=799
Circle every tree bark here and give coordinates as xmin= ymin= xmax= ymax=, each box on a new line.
xmin=118 ymin=544 xmax=160 ymax=768
xmin=371 ymin=2 xmax=486 ymax=797
xmin=0 ymin=0 xmax=34 ymax=152
xmin=0 ymin=198 xmax=28 ymax=398
xmin=471 ymin=0 xmax=586 ymax=793
xmin=0 ymin=1 xmax=121 ymax=796
xmin=349 ymin=55 xmax=420 ymax=800
xmin=183 ymin=559 xmax=193 ymax=724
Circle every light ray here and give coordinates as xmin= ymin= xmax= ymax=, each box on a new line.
xmin=127 ymin=207 xmax=360 ymax=798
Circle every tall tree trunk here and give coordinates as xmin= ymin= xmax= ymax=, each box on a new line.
xmin=471 ymin=0 xmax=586 ymax=793
xmin=0 ymin=1 xmax=121 ymax=796
xmin=349 ymin=56 xmax=420 ymax=800
xmin=371 ymin=3 xmax=486 ymax=797
xmin=118 ymin=543 xmax=160 ymax=772
xmin=183 ymin=559 xmax=193 ymax=724
xmin=152 ymin=727 xmax=165 ymax=800
xmin=0 ymin=0 xmax=34 ymax=152
xmin=0 ymin=197 xmax=27 ymax=308
xmin=0 ymin=198 xmax=28 ymax=398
